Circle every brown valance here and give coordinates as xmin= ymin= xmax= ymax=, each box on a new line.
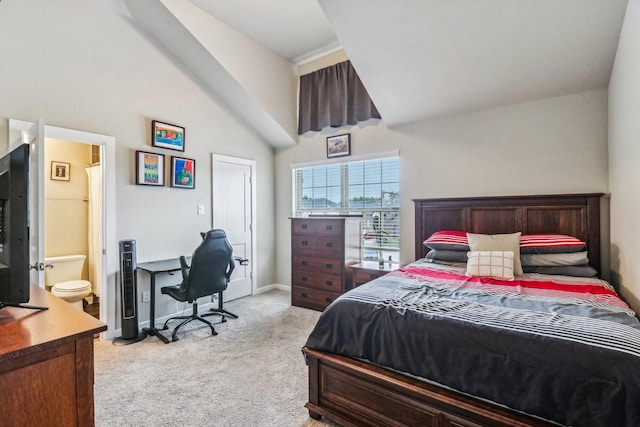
xmin=298 ymin=60 xmax=381 ymax=134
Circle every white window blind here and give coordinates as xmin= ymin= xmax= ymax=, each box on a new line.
xmin=292 ymin=156 xmax=400 ymax=264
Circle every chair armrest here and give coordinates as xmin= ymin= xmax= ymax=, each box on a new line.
xmin=225 ymin=257 xmax=235 ymax=280
xmin=179 ymin=255 xmax=190 ymax=280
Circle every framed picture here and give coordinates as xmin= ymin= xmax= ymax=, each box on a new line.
xmin=51 ymin=161 xmax=70 ymax=181
xmin=170 ymin=156 xmax=195 ymax=189
xmin=135 ymin=150 xmax=165 ymax=186
xmin=151 ymin=120 xmax=185 ymax=152
xmin=326 ymin=133 xmax=351 ymax=158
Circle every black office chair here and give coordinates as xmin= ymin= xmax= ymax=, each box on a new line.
xmin=160 ymin=229 xmax=235 ymax=341
xmin=198 ymin=231 xmax=241 ymax=321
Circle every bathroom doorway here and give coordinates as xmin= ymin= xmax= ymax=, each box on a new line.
xmin=9 ymin=119 xmax=117 ymax=339
xmin=44 ymin=139 xmax=102 ymax=319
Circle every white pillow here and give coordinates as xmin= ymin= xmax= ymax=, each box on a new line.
xmin=467 ymin=232 xmax=523 ymax=276
xmin=466 ymin=251 xmax=515 ymax=281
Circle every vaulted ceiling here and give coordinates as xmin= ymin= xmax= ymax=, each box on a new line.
xmin=124 ymin=0 xmax=629 ymax=147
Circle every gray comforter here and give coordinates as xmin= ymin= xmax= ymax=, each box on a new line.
xmin=304 ymin=261 xmax=640 ymax=427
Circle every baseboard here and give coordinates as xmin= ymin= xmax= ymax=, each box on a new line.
xmin=253 ymin=283 xmax=291 ymax=294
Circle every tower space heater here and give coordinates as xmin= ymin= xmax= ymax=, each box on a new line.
xmin=113 ymin=239 xmax=146 ymax=345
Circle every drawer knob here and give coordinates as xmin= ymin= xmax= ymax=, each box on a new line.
xmin=325 ymin=263 xmax=333 ymax=269
xmin=325 ymin=297 xmax=332 ymax=303
xmin=301 ymin=276 xmax=308 ymax=282
xmin=301 ymin=260 xmax=308 ymax=266
xmin=301 ymin=292 xmax=308 ymax=298
xmin=301 ymin=240 xmax=308 ymax=245
xmin=325 ymin=242 xmax=333 ymax=247
xmin=326 ymin=225 xmax=333 ymax=230
xmin=301 ymin=224 xmax=308 ymax=229
xmin=325 ymin=280 xmax=333 ymax=286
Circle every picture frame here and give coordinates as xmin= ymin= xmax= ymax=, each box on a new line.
xmin=51 ymin=161 xmax=70 ymax=181
xmin=326 ymin=133 xmax=351 ymax=158
xmin=135 ymin=150 xmax=165 ymax=186
xmin=151 ymin=120 xmax=185 ymax=152
xmin=170 ymin=156 xmax=196 ymax=189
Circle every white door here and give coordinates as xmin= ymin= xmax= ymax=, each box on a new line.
xmin=212 ymin=154 xmax=254 ymax=301
xmin=9 ymin=119 xmax=45 ymax=287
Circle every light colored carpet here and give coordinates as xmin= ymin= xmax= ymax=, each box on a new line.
xmin=94 ymin=289 xmax=337 ymax=427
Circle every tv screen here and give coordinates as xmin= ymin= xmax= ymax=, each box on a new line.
xmin=0 ymin=143 xmax=30 ymax=307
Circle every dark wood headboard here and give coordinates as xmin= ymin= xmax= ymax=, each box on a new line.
xmin=414 ymin=193 xmax=604 ymax=274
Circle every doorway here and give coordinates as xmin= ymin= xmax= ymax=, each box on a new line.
xmin=44 ymin=139 xmax=102 ymax=319
xmin=8 ymin=119 xmax=117 ymax=338
xmin=211 ymin=154 xmax=256 ymax=301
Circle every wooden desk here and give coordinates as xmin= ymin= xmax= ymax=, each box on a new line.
xmin=0 ymin=285 xmax=107 ymax=427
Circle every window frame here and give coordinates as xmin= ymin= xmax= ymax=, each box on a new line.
xmin=291 ymin=152 xmax=400 ymax=264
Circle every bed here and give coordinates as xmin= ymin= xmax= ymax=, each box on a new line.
xmin=302 ymin=193 xmax=640 ymax=427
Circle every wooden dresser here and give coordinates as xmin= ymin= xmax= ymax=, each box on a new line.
xmin=291 ymin=216 xmax=361 ymax=311
xmin=0 ymin=285 xmax=107 ymax=427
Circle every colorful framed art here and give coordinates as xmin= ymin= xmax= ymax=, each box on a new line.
xmin=135 ymin=150 xmax=165 ymax=186
xmin=152 ymin=120 xmax=185 ymax=152
xmin=170 ymin=156 xmax=195 ymax=189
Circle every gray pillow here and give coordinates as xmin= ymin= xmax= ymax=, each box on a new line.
xmin=520 ymin=252 xmax=589 ymax=267
xmin=426 ymin=249 xmax=468 ymax=263
xmin=523 ymin=265 xmax=598 ymax=277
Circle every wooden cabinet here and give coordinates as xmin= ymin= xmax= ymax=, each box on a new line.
xmin=0 ymin=285 xmax=106 ymax=427
xmin=291 ymin=217 xmax=361 ymax=311
xmin=350 ymin=261 xmax=396 ymax=288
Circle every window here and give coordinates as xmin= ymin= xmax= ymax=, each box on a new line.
xmin=292 ymin=155 xmax=400 ymax=264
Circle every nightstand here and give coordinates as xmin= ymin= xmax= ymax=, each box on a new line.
xmin=350 ymin=261 xmax=396 ymax=289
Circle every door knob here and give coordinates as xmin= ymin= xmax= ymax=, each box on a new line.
xmin=30 ymin=262 xmax=54 ymax=271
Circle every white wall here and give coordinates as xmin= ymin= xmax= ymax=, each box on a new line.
xmin=0 ymin=0 xmax=276 ymax=329
xmin=162 ymin=0 xmax=298 ymax=143
xmin=609 ymin=0 xmax=640 ymax=311
xmin=275 ymin=89 xmax=609 ymax=285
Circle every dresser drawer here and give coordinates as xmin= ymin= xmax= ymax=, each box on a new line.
xmin=292 ymin=219 xmax=344 ymax=236
xmin=291 ymin=286 xmax=340 ymax=311
xmin=292 ymin=235 xmax=344 ymax=255
xmin=293 ymin=254 xmax=342 ymax=274
xmin=292 ymin=270 xmax=342 ymax=292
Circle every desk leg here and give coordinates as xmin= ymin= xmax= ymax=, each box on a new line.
xmin=141 ymin=271 xmax=170 ymax=344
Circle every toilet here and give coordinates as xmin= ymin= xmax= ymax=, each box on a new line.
xmin=44 ymin=255 xmax=93 ymax=309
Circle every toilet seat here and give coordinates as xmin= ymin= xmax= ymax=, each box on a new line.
xmin=52 ymin=279 xmax=92 ymax=293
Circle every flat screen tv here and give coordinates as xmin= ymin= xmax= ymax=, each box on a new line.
xmin=0 ymin=143 xmax=31 ymax=308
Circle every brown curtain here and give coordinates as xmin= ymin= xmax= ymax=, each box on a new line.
xmin=298 ymin=60 xmax=381 ymax=134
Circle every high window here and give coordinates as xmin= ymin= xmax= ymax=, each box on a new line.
xmin=292 ymin=154 xmax=400 ymax=264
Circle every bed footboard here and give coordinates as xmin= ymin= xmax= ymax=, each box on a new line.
xmin=302 ymin=347 xmax=552 ymax=427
